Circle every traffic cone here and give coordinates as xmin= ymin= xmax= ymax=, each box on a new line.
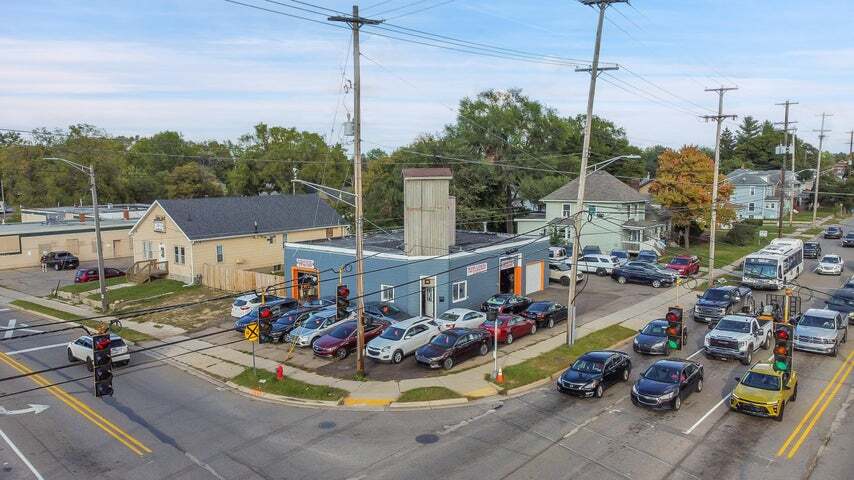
xmin=496 ymin=368 xmax=505 ymax=385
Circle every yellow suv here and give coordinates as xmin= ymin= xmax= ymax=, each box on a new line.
xmin=730 ymin=363 xmax=797 ymax=421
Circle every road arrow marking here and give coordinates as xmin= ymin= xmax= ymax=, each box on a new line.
xmin=0 ymin=404 xmax=50 ymax=416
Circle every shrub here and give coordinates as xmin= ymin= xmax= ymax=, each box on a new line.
xmin=725 ymin=222 xmax=759 ymax=246
xmin=743 ymin=218 xmax=765 ymax=227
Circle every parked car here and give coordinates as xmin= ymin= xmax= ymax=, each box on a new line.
xmin=581 ymin=245 xmax=602 ymax=255
xmin=730 ymin=362 xmax=797 ymax=421
xmin=691 ymin=285 xmax=754 ymax=326
xmin=815 ymin=254 xmax=844 ymax=275
xmin=803 ymin=241 xmax=822 ymax=259
xmin=824 ymin=226 xmax=843 ymax=239
xmin=480 ymin=313 xmax=537 ymax=344
xmin=286 ymin=308 xmax=350 ymax=347
xmin=624 ymin=261 xmax=678 ymax=280
xmin=611 ymin=262 xmax=676 ymax=288
xmin=521 ymin=301 xmax=568 ymax=329
xmin=41 ymin=251 xmax=79 ymax=270
xmin=231 ymin=294 xmax=284 ymax=319
xmin=364 ymin=302 xmax=410 ymax=322
xmin=794 ymin=308 xmax=848 ymax=357
xmin=610 ymin=249 xmax=630 ymax=266
xmin=312 ymin=317 xmax=390 ymax=359
xmin=557 ymin=350 xmax=631 ymax=398
xmin=548 ymin=261 xmax=584 ymax=286
xmin=233 ymin=297 xmax=300 ymax=333
xmin=826 ymin=288 xmax=854 ymax=324
xmin=302 ymin=296 xmax=336 ymax=308
xmin=665 ymin=256 xmax=700 ymax=277
xmin=704 ymin=314 xmax=772 ymax=365
xmin=434 ymin=308 xmax=487 ymax=331
xmin=631 ymin=359 xmax=704 ymax=411
xmin=480 ymin=294 xmax=532 ymax=314
xmin=268 ymin=306 xmax=317 ymax=342
xmin=842 ymin=232 xmax=854 ymax=247
xmin=74 ymin=267 xmax=124 ymax=284
xmin=549 ymin=246 xmax=568 ymax=262
xmin=575 ymin=254 xmax=619 ymax=276
xmin=67 ymin=334 xmax=130 ymax=369
xmin=636 ymin=250 xmax=659 ymax=264
xmin=366 ymin=316 xmax=441 ymax=363
xmin=633 ymin=319 xmax=680 ymax=355
xmin=415 ymin=328 xmax=490 ymax=370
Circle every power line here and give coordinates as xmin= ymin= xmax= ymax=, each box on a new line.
xmin=386 ymin=0 xmax=455 ymax=20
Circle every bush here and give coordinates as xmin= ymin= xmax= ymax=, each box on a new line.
xmin=725 ymin=222 xmax=759 ymax=246
xmin=742 ymin=218 xmax=765 ymax=226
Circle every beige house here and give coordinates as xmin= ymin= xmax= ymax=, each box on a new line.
xmin=129 ymin=194 xmax=346 ymax=284
xmin=0 ymin=220 xmax=135 ymax=269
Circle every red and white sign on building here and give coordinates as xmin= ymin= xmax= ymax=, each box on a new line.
xmin=296 ymin=258 xmax=315 ymax=269
xmin=466 ymin=262 xmax=488 ymax=276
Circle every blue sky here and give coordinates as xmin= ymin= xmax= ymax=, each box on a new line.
xmin=2 ymin=1 xmax=852 ymax=154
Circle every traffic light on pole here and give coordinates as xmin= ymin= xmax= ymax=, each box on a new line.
xmin=665 ymin=306 xmax=683 ymax=350
xmin=91 ymin=333 xmax=113 ymax=397
xmin=336 ymin=284 xmax=350 ymax=320
xmin=773 ymin=323 xmax=794 ymax=372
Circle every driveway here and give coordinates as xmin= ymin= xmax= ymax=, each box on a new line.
xmin=0 ymin=256 xmax=133 ymax=296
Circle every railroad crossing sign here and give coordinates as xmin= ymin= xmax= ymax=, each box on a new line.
xmin=244 ymin=323 xmax=260 ymax=343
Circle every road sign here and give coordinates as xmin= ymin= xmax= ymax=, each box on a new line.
xmin=244 ymin=323 xmax=260 ymax=343
xmin=759 ymin=230 xmax=768 ymax=238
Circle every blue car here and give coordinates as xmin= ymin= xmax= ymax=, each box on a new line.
xmin=636 ymin=250 xmax=659 ymax=264
xmin=302 ymin=296 xmax=336 ymax=308
xmin=233 ymin=297 xmax=300 ymax=333
xmin=268 ymin=305 xmax=330 ymax=342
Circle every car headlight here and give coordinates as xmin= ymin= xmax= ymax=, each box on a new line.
xmin=660 ymin=390 xmax=677 ymax=400
xmin=633 ymin=337 xmax=639 ymax=345
xmin=823 ymin=337 xmax=837 ymax=344
xmin=381 ymin=346 xmax=391 ymax=352
xmin=632 ymin=385 xmax=639 ymax=395
xmin=582 ymin=380 xmax=598 ymax=390
xmin=730 ymin=392 xmax=739 ymax=402
xmin=738 ymin=340 xmax=747 ymax=350
xmin=704 ymin=337 xmax=710 ymax=347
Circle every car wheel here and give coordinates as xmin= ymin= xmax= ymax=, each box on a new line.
xmin=392 ymin=350 xmax=404 ymax=364
xmin=547 ymin=318 xmax=555 ymax=329
xmin=696 ymin=378 xmax=704 ymax=393
xmin=791 ymin=383 xmax=798 ymax=402
xmin=442 ymin=357 xmax=454 ymax=370
xmin=67 ymin=349 xmax=76 ymax=363
xmin=741 ymin=348 xmax=752 ymax=365
xmin=594 ymin=384 xmax=603 ymax=398
xmin=596 ymin=267 xmax=606 ymax=276
xmin=479 ymin=343 xmax=488 ymax=356
xmin=310 ymin=337 xmax=319 ymax=349
xmin=673 ymin=395 xmax=681 ymax=411
xmin=335 ymin=348 xmax=348 ymax=360
xmin=775 ymin=402 xmax=785 ymax=422
xmin=652 ymin=280 xmax=662 ymax=288
xmin=621 ymin=367 xmax=630 ymax=382
xmin=561 ymin=276 xmax=570 ymax=286
xmin=506 ymin=333 xmax=514 ymax=345
xmin=530 ymin=324 xmax=537 ymax=335
xmin=617 ymin=276 xmax=627 ymax=284
xmin=86 ymin=357 xmax=93 ymax=372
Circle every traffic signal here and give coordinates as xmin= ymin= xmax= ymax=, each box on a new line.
xmin=258 ymin=307 xmax=272 ymax=343
xmin=91 ymin=333 xmax=113 ymax=397
xmin=665 ymin=306 xmax=683 ymax=350
xmin=336 ymin=284 xmax=350 ymax=320
xmin=773 ymin=323 xmax=794 ymax=372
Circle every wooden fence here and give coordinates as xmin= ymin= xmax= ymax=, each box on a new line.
xmin=201 ymin=264 xmax=286 ymax=296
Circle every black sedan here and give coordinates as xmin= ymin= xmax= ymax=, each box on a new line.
xmin=842 ymin=232 xmax=854 ymax=247
xmin=611 ymin=263 xmax=676 ymax=288
xmin=825 ymin=226 xmax=843 ymax=239
xmin=633 ymin=319 xmax=687 ymax=355
xmin=268 ymin=306 xmax=317 ymax=342
xmin=415 ymin=328 xmax=490 ymax=370
xmin=556 ymin=350 xmax=631 ymax=398
xmin=631 ymin=359 xmax=704 ymax=411
xmin=803 ymin=241 xmax=822 ymax=259
xmin=481 ymin=294 xmax=533 ymax=314
xmin=520 ymin=301 xmax=568 ymax=329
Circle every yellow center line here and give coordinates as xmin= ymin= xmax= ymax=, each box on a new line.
xmin=786 ymin=357 xmax=854 ymax=459
xmin=0 ymin=351 xmax=151 ymax=456
xmin=776 ymin=350 xmax=854 ymax=457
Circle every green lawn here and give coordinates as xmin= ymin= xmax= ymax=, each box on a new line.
xmin=690 ymin=273 xmax=743 ymax=292
xmin=792 ymin=208 xmax=835 ymax=222
xmin=59 ymin=276 xmax=128 ymax=294
xmin=397 ymin=386 xmax=462 ymax=403
xmin=664 ymin=226 xmax=797 ymax=271
xmin=9 ymin=300 xmax=153 ymax=343
xmin=88 ymin=279 xmax=187 ymax=304
xmin=493 ymin=324 xmax=636 ymax=391
xmin=231 ymin=368 xmax=348 ymax=401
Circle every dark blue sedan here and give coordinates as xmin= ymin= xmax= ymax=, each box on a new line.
xmin=632 ymin=319 xmax=679 ymax=355
xmin=233 ymin=297 xmax=300 ymax=333
xmin=631 ymin=359 xmax=704 ymax=411
xmin=611 ymin=263 xmax=675 ymax=288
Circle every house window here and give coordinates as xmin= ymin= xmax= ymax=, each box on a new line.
xmin=174 ymin=246 xmax=186 ymax=265
xmin=748 ymin=203 xmax=755 ymax=212
xmin=142 ymin=241 xmax=153 ymax=259
xmin=216 ymin=244 xmax=224 ymax=263
xmin=562 ymin=204 xmax=571 ymax=217
xmin=750 ymin=187 xmax=755 ymax=196
xmin=769 ymin=203 xmax=776 ymax=209
xmin=452 ymin=281 xmax=468 ymax=303
xmin=380 ymin=284 xmax=394 ymax=302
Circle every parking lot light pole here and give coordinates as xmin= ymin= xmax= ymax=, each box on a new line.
xmin=44 ymin=157 xmax=108 ymax=312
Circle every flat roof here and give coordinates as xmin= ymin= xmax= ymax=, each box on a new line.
xmin=301 ymin=229 xmax=532 ymax=254
xmin=0 ymin=219 xmax=136 ymax=236
xmin=21 ymin=204 xmax=149 ymax=214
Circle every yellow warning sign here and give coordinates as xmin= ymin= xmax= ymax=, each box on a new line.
xmin=244 ymin=322 xmax=260 ymax=342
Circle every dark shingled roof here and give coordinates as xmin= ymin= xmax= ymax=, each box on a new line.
xmin=157 ymin=194 xmax=342 ymax=241
xmin=402 ymin=167 xmax=452 ymax=178
xmin=542 ymin=170 xmax=646 ymax=203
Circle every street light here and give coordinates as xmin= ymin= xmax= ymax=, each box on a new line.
xmin=44 ymin=157 xmax=108 ymax=312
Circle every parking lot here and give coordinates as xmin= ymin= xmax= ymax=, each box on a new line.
xmin=0 ymin=256 xmax=133 ymax=296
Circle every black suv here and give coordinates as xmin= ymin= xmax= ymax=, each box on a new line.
xmin=824 ymin=226 xmax=843 ymax=239
xmin=842 ymin=232 xmax=854 ymax=247
xmin=826 ymin=288 xmax=854 ymax=325
xmin=40 ymin=251 xmax=79 ymax=270
xmin=803 ymin=241 xmax=822 ymax=259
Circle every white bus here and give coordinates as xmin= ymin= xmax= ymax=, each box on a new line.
xmin=741 ymin=238 xmax=804 ymax=290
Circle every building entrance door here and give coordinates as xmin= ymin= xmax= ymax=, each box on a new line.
xmin=421 ymin=277 xmax=436 ymax=317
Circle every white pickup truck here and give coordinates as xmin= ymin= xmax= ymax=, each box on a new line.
xmin=703 ymin=314 xmax=773 ymax=365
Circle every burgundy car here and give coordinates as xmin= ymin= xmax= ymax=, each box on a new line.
xmin=312 ymin=317 xmax=389 ymax=359
xmin=480 ymin=313 xmax=537 ymax=344
xmin=74 ymin=267 xmax=125 ymax=283
xmin=665 ymin=256 xmax=700 ymax=277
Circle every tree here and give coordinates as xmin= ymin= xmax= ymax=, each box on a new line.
xmin=650 ymin=146 xmax=735 ymax=247
xmin=164 ymin=163 xmax=224 ymax=198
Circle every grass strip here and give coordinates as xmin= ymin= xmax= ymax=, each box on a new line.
xmin=88 ymin=279 xmax=187 ymax=304
xmin=232 ymin=368 xmax=348 ymax=401
xmin=9 ymin=299 xmax=153 ymax=343
xmin=397 ymin=386 xmax=462 ymax=403
xmin=59 ymin=276 xmax=128 ymax=294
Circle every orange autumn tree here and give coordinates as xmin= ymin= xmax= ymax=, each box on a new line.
xmin=649 ymin=146 xmax=735 ymax=248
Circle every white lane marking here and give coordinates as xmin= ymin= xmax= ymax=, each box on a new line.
xmin=6 ymin=342 xmax=69 ymax=356
xmin=684 ymin=395 xmax=730 ymax=435
xmin=686 ymin=348 xmax=703 ymax=360
xmin=185 ymin=452 xmax=227 ymax=480
xmin=0 ymin=308 xmax=10 ymax=312
xmin=0 ymin=320 xmax=42 ymax=338
xmin=0 ymin=404 xmax=50 ymax=416
xmin=0 ymin=429 xmax=45 ymax=480
xmin=3 ymin=319 xmax=16 ymax=339
xmin=437 ymin=405 xmax=501 ymax=435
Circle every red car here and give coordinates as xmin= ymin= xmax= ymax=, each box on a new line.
xmin=665 ymin=256 xmax=700 ymax=277
xmin=480 ymin=314 xmax=537 ymax=345
xmin=312 ymin=317 xmax=389 ymax=359
xmin=74 ymin=267 xmax=125 ymax=283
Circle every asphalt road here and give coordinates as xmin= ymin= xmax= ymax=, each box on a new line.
xmin=0 ymin=256 xmax=133 ymax=296
xmin=0 ymin=227 xmax=851 ymax=480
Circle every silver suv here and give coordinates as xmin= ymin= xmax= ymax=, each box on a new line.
xmin=794 ymin=308 xmax=848 ymax=357
xmin=366 ymin=316 xmax=440 ymax=364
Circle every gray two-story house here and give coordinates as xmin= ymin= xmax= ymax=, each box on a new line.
xmin=515 ymin=171 xmax=671 ymax=254
xmin=728 ymin=169 xmax=801 ymax=221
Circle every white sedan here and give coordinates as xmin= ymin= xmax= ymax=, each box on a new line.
xmin=231 ymin=293 xmax=262 ymax=318
xmin=67 ymin=334 xmax=130 ymax=370
xmin=434 ymin=308 xmax=487 ymax=331
xmin=816 ymin=255 xmax=844 ymax=276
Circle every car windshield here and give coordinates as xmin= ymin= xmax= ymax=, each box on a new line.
xmin=234 ymin=299 xmax=247 ymax=306
xmin=302 ymin=316 xmax=328 ymax=329
xmin=430 ymin=334 xmax=455 ymax=349
xmin=744 ymin=258 xmax=778 ymax=279
xmin=553 ymin=263 xmax=570 ymax=271
xmin=642 ymin=364 xmax=681 ymax=384
xmin=612 ymin=251 xmax=628 ymax=258
xmin=703 ymin=289 xmax=731 ymax=301
xmin=741 ymin=372 xmax=780 ymax=391
xmin=487 ymin=297 xmax=508 ymax=305
xmin=821 ymin=256 xmax=841 ymax=264
xmin=527 ymin=303 xmax=550 ymax=312
xmin=438 ymin=312 xmax=460 ymax=321
xmin=715 ymin=319 xmax=751 ymax=333
xmin=571 ymin=358 xmax=604 ymax=373
xmin=829 ymin=294 xmax=854 ymax=307
xmin=805 ymin=243 xmax=818 ymax=248
xmin=329 ymin=324 xmax=355 ymax=339
xmin=380 ymin=327 xmax=405 ymax=341
xmin=641 ymin=323 xmax=667 ymax=337
xmin=110 ymin=338 xmax=125 ymax=348
xmin=670 ymin=258 xmax=689 ymax=265
xmin=798 ymin=315 xmax=835 ymax=329
xmin=847 ymin=234 xmax=854 ymax=238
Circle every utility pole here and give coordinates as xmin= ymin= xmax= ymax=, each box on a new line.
xmin=701 ymin=86 xmax=737 ymax=287
xmin=789 ymin=131 xmax=797 ymax=227
xmin=812 ymin=113 xmax=832 ymax=224
xmin=775 ymin=100 xmax=797 ymax=238
xmin=566 ymin=0 xmax=625 ymax=346
xmin=0 ymin=175 xmax=6 ymax=224
xmin=329 ymin=6 xmax=382 ymax=376
xmin=847 ymin=130 xmax=853 ymax=177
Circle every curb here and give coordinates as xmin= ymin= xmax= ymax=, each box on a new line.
xmin=227 ymin=382 xmax=344 ymax=407
xmin=388 ymin=397 xmax=469 ymax=409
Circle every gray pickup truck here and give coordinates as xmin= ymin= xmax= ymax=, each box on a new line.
xmin=703 ymin=314 xmax=773 ymax=365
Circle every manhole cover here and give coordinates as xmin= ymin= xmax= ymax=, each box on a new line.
xmin=318 ymin=421 xmax=336 ymax=429
xmin=415 ymin=434 xmax=439 ymax=444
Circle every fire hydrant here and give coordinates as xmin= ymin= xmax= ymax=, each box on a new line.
xmin=276 ymin=365 xmax=284 ymax=381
